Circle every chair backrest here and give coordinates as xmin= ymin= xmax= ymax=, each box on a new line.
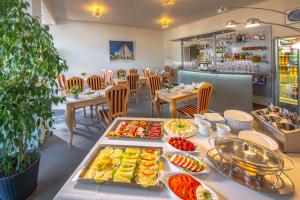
xmin=116 ymin=69 xmax=126 ymax=78
xmin=143 ymin=68 xmax=151 ymax=77
xmin=148 ymin=75 xmax=161 ymax=100
xmin=127 ymin=74 xmax=139 ymax=93
xmin=105 ymin=84 xmax=129 ymax=122
xmin=105 ymin=70 xmax=113 ymax=85
xmin=66 ymin=76 xmax=84 ymax=91
xmin=197 ymin=82 xmax=213 ymax=114
xmin=57 ymin=74 xmax=66 ymax=89
xmin=87 ymin=75 xmax=102 ymax=90
xmin=129 ymin=68 xmax=138 ymax=74
xmin=165 ymin=65 xmax=171 ymax=72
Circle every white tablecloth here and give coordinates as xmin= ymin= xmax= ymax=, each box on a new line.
xmin=54 ymin=117 xmax=300 ymax=200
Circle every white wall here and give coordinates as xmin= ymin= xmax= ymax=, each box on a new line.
xmin=163 ymin=0 xmax=300 ymax=64
xmin=50 ymin=19 xmax=164 ymax=77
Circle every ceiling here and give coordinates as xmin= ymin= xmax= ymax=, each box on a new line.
xmin=47 ymin=0 xmax=265 ymax=30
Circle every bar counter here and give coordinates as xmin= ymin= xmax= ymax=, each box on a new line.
xmin=54 ymin=117 xmax=300 ymax=200
xmin=177 ymin=69 xmax=254 ymax=113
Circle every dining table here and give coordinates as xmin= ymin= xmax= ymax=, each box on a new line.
xmin=54 ymin=117 xmax=300 ymax=200
xmin=65 ymin=90 xmax=107 ymax=147
xmin=156 ymin=85 xmax=198 ymax=118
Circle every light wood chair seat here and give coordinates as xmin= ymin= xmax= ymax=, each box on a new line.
xmin=86 ymin=75 xmax=104 ymax=119
xmin=177 ymin=82 xmax=213 ymax=117
xmin=177 ymin=104 xmax=197 ymax=117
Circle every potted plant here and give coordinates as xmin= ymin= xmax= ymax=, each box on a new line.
xmin=163 ymin=83 xmax=174 ymax=93
xmin=119 ymin=73 xmax=126 ymax=80
xmin=69 ymin=85 xmax=82 ymax=99
xmin=0 ymin=1 xmax=68 ymax=200
xmin=80 ymin=72 xmax=87 ymax=79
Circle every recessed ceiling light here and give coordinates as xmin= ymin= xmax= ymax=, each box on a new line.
xmin=158 ymin=17 xmax=172 ymax=29
xmin=93 ymin=7 xmax=103 ymax=18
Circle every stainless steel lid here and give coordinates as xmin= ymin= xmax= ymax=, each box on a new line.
xmin=214 ymin=137 xmax=283 ymax=171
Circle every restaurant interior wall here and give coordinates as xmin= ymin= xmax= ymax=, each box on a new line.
xmin=163 ymin=0 xmax=300 ymax=65
xmin=49 ymin=19 xmax=164 ymax=77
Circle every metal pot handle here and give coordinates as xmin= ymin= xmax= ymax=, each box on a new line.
xmin=208 ymin=136 xmax=216 ymax=148
xmin=280 ymin=153 xmax=294 ymax=171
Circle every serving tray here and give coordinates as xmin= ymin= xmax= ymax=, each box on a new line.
xmin=207 ymin=149 xmax=294 ymax=195
xmin=106 ymin=119 xmax=164 ymax=141
xmin=77 ymin=144 xmax=164 ymax=190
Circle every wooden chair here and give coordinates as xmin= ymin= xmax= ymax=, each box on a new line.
xmin=65 ymin=76 xmax=87 ymax=124
xmin=177 ymin=82 xmax=213 ymax=117
xmin=148 ymin=75 xmax=168 ymax=116
xmin=127 ymin=74 xmax=139 ymax=103
xmin=142 ymin=68 xmax=151 ymax=77
xmin=66 ymin=76 xmax=84 ymax=91
xmin=129 ymin=68 xmax=138 ymax=74
xmin=116 ymin=69 xmax=127 ymax=78
xmin=87 ymin=75 xmax=102 ymax=90
xmin=100 ymin=69 xmax=106 ymax=87
xmin=170 ymin=68 xmax=176 ymax=84
xmin=99 ymin=84 xmax=129 ymax=126
xmin=87 ymin=75 xmax=103 ymax=119
xmin=165 ymin=65 xmax=171 ymax=72
xmin=57 ymin=74 xmax=66 ymax=96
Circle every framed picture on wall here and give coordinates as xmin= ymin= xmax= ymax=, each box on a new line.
xmin=109 ymin=40 xmax=134 ymax=61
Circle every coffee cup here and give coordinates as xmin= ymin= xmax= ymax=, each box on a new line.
xmin=194 ymin=114 xmax=205 ymax=125
xmin=198 ymin=120 xmax=211 ymax=136
xmin=216 ymin=123 xmax=231 ymax=137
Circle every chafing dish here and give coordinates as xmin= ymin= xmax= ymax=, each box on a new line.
xmin=252 ymin=105 xmax=300 ymax=152
xmin=207 ymin=137 xmax=294 ymax=195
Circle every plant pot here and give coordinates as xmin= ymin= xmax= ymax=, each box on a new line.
xmin=0 ymin=154 xmax=40 ymax=200
xmin=72 ymin=94 xmax=79 ymax=99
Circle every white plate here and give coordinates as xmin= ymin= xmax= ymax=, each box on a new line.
xmin=224 ymin=110 xmax=253 ymax=122
xmin=239 ymin=130 xmax=279 ymax=151
xmin=163 ymin=136 xmax=201 ymax=154
xmin=163 ymin=152 xmax=209 ymax=175
xmin=163 ymin=120 xmax=197 ymax=138
xmin=161 ymin=172 xmax=218 ymax=200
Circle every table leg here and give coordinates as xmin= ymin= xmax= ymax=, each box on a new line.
xmin=65 ymin=105 xmax=74 ymax=147
xmin=170 ymin=101 xmax=177 ymax=118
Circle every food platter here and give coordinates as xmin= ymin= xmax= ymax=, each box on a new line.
xmin=161 ymin=172 xmax=218 ymax=200
xmin=78 ymin=144 xmax=163 ymax=190
xmin=164 ymin=119 xmax=198 ymax=138
xmin=163 ymin=152 xmax=209 ymax=175
xmin=163 ymin=136 xmax=201 ymax=154
xmin=107 ymin=120 xmax=163 ymax=140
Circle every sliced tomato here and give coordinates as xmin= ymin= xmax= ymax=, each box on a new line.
xmin=145 ymin=149 xmax=154 ymax=153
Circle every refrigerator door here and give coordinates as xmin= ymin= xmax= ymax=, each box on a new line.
xmin=275 ymin=37 xmax=300 ymax=113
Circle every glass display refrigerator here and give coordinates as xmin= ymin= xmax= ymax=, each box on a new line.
xmin=274 ymin=37 xmax=300 ymax=113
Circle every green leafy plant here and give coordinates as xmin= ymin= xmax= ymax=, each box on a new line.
xmin=163 ymin=83 xmax=174 ymax=90
xmin=119 ymin=73 xmax=126 ymax=80
xmin=69 ymin=85 xmax=81 ymax=96
xmin=80 ymin=72 xmax=87 ymax=77
xmin=0 ymin=0 xmax=68 ymax=177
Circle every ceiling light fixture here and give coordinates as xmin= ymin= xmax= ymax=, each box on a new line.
xmin=292 ymin=38 xmax=300 ymax=49
xmin=161 ymin=0 xmax=175 ymax=7
xmin=245 ymin=18 xmax=260 ymax=28
xmin=225 ymin=20 xmax=238 ymax=28
xmin=161 ymin=18 xmax=170 ymax=29
xmin=217 ymin=5 xmax=300 ymax=23
xmin=93 ymin=7 xmax=103 ymax=18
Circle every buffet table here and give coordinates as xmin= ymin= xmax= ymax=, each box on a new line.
xmin=55 ymin=117 xmax=300 ymax=200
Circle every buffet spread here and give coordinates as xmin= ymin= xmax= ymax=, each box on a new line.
xmin=63 ymin=111 xmax=297 ymax=200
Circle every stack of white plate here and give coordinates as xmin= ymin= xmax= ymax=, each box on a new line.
xmin=224 ymin=110 xmax=253 ymax=133
xmin=239 ymin=130 xmax=279 ymax=151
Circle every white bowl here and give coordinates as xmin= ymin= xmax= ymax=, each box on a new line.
xmin=224 ymin=110 xmax=253 ymax=133
xmin=161 ymin=172 xmax=218 ymax=200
